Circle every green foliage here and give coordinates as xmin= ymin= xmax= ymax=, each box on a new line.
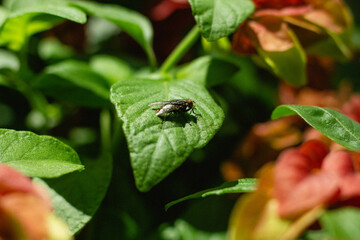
xmin=257 ymin=30 xmax=306 ymax=86
xmin=320 ymin=208 xmax=360 ymax=239
xmin=165 ymin=178 xmax=257 ymax=210
xmin=36 ymin=154 xmax=112 ymax=233
xmin=89 ymin=55 xmax=133 ymax=85
xmin=0 ymin=0 xmax=86 ymax=50
xmin=176 ymin=55 xmax=239 ymax=87
xmin=0 ymin=0 xmax=358 ymax=237
xmin=272 ymin=105 xmax=360 ymax=151
xmin=188 ymin=0 xmax=255 ymax=41
xmin=34 ymin=60 xmax=111 ymax=108
xmin=0 ymin=128 xmax=83 ymax=177
xmin=71 ymin=1 xmax=156 ymax=67
xmin=157 ymin=219 xmax=226 ymax=240
xmin=111 ymin=75 xmax=224 ymax=191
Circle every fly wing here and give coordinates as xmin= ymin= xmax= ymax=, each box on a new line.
xmin=169 ymin=99 xmax=188 ymax=105
xmin=148 ymin=101 xmax=170 ymax=106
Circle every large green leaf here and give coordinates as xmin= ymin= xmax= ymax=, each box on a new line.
xmin=188 ymin=0 xmax=254 ymax=41
xmin=272 ymin=105 xmax=360 ymax=151
xmin=110 ymin=75 xmax=224 ymax=191
xmin=320 ymin=208 xmax=360 ymax=240
xmin=71 ymin=1 xmax=156 ymax=67
xmin=36 ymin=154 xmax=112 ymax=233
xmin=165 ymin=178 xmax=257 ymax=210
xmin=34 ymin=60 xmax=110 ymax=108
xmin=0 ymin=128 xmax=83 ymax=177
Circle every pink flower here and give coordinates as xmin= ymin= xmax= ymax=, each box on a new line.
xmin=274 ymin=140 xmax=360 ymax=218
xmin=0 ymin=164 xmax=71 ymax=240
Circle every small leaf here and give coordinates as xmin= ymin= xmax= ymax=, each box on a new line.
xmin=320 ymin=208 xmax=360 ymax=240
xmin=258 ymin=30 xmax=306 ymax=86
xmin=34 ymin=60 xmax=110 ymax=108
xmin=271 ymin=105 xmax=360 ymax=151
xmin=188 ymin=0 xmax=254 ymax=41
xmin=0 ymin=128 xmax=83 ymax=178
xmin=176 ymin=55 xmax=238 ymax=87
xmin=72 ymin=1 xmax=156 ymax=67
xmin=110 ymin=75 xmax=224 ymax=191
xmin=165 ymin=178 xmax=257 ymax=210
xmin=35 ymin=154 xmax=112 ymax=233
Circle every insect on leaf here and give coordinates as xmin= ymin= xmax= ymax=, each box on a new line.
xmin=110 ymin=76 xmax=224 ymax=192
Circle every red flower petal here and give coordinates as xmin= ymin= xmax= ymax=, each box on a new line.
xmin=322 ymin=151 xmax=354 ymax=177
xmin=277 ymin=173 xmax=339 ymax=218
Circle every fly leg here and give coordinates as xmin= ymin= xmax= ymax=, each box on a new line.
xmin=191 ymin=108 xmax=201 ymax=117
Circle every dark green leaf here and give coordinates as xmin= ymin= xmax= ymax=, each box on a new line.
xmin=271 ymin=105 xmax=360 ymax=151
xmin=110 ymin=75 xmax=224 ymax=191
xmin=72 ymin=1 xmax=156 ymax=66
xmin=165 ymin=178 xmax=257 ymax=210
xmin=188 ymin=0 xmax=254 ymax=41
xmin=176 ymin=56 xmax=238 ymax=87
xmin=257 ymin=30 xmax=306 ymax=86
xmin=34 ymin=60 xmax=110 ymax=108
xmin=320 ymin=208 xmax=360 ymax=240
xmin=0 ymin=128 xmax=83 ymax=178
xmin=36 ymin=154 xmax=112 ymax=234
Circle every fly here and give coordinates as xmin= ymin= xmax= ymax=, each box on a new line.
xmin=149 ymin=99 xmax=201 ymax=123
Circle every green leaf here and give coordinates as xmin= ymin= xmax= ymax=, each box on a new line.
xmin=110 ymin=75 xmax=224 ymax=191
xmin=34 ymin=60 xmax=110 ymax=108
xmin=38 ymin=38 xmax=75 ymax=61
xmin=0 ymin=49 xmax=19 ymax=71
xmin=7 ymin=0 xmax=86 ymax=23
xmin=158 ymin=219 xmax=227 ymax=240
xmin=35 ymin=154 xmax=112 ymax=234
xmin=90 ymin=55 xmax=133 ymax=85
xmin=271 ymin=105 xmax=360 ymax=151
xmin=71 ymin=1 xmax=156 ymax=67
xmin=320 ymin=208 xmax=360 ymax=240
xmin=176 ymin=55 xmax=238 ymax=87
xmin=0 ymin=0 xmax=86 ymax=50
xmin=306 ymin=30 xmax=352 ymax=61
xmin=165 ymin=178 xmax=257 ymax=210
xmin=258 ymin=30 xmax=306 ymax=86
xmin=0 ymin=128 xmax=83 ymax=178
xmin=188 ymin=0 xmax=254 ymax=41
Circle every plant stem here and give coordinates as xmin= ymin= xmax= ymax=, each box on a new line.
xmin=160 ymin=26 xmax=200 ymax=73
xmin=100 ymin=109 xmax=112 ymax=154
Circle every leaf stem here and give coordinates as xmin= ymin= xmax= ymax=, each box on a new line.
xmin=100 ymin=109 xmax=112 ymax=154
xmin=160 ymin=26 xmax=200 ymax=73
